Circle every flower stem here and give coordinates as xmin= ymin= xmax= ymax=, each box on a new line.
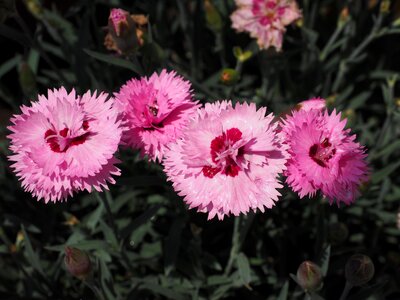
xmin=96 ymin=193 xmax=135 ymax=276
xmin=339 ymin=281 xmax=353 ymax=300
xmin=224 ymin=216 xmax=241 ymax=275
xmin=84 ymin=279 xmax=106 ymax=300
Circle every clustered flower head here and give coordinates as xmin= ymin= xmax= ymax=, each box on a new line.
xmin=115 ymin=70 xmax=199 ymax=162
xmin=230 ymin=0 xmax=301 ymax=51
xmin=8 ymin=88 xmax=122 ymax=203
xmin=164 ymin=101 xmax=288 ymax=220
xmin=281 ymin=98 xmax=369 ymax=205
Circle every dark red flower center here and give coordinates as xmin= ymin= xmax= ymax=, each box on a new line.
xmin=44 ymin=121 xmax=90 ymax=153
xmin=202 ymin=128 xmax=244 ymax=178
xmin=309 ymin=138 xmax=336 ymax=167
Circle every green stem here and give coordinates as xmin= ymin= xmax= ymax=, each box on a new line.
xmin=339 ymin=281 xmax=353 ymax=300
xmin=224 ymin=216 xmax=241 ymax=275
xmin=14 ymin=14 xmax=70 ymax=85
xmin=320 ymin=25 xmax=345 ymax=61
xmin=84 ymin=279 xmax=106 ymax=300
xmin=332 ymin=14 xmax=383 ymax=92
xmin=96 ymin=193 xmax=135 ymax=276
xmin=227 ymin=60 xmax=243 ymax=99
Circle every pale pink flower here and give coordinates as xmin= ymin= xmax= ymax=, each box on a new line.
xmin=115 ymin=70 xmax=199 ymax=162
xmin=164 ymin=101 xmax=288 ymax=220
xmin=231 ymin=0 xmax=301 ymax=51
xmin=8 ymin=88 xmax=122 ymax=203
xmin=281 ymin=106 xmax=369 ymax=205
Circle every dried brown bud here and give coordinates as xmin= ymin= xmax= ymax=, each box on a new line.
xmin=64 ymin=247 xmax=92 ymax=280
xmin=345 ymin=254 xmax=374 ymax=286
xmin=296 ymin=261 xmax=323 ymax=292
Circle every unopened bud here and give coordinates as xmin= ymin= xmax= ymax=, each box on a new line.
xmin=233 ymin=47 xmax=253 ymax=63
xmin=64 ymin=214 xmax=80 ymax=226
xmin=295 ymin=97 xmax=326 ymax=112
xmin=296 ymin=261 xmax=323 ymax=292
xmin=329 ymin=222 xmax=349 ymax=245
xmin=220 ymin=68 xmax=239 ymax=85
xmin=23 ymin=0 xmax=43 ymax=19
xmin=345 ymin=254 xmax=374 ymax=286
xmin=338 ymin=7 xmax=350 ymax=27
xmin=64 ymin=247 xmax=92 ymax=280
xmin=342 ymin=108 xmax=355 ymax=124
xmin=204 ymin=0 xmax=222 ymax=32
xmin=295 ymin=18 xmax=304 ymax=27
xmin=380 ymin=0 xmax=391 ymax=14
xmin=368 ymin=0 xmax=379 ymax=9
xmin=104 ymin=8 xmax=148 ymax=55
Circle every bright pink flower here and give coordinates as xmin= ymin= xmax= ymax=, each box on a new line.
xmin=281 ymin=106 xmax=369 ymax=205
xmin=8 ymin=88 xmax=122 ymax=203
xmin=231 ymin=0 xmax=301 ymax=51
xmin=115 ymin=70 xmax=199 ymax=162
xmin=164 ymin=101 xmax=288 ymax=220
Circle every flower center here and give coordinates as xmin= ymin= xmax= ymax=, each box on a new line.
xmin=309 ymin=138 xmax=336 ymax=167
xmin=253 ymin=0 xmax=278 ymax=25
xmin=202 ymin=128 xmax=244 ymax=178
xmin=142 ymin=101 xmax=164 ymax=130
xmin=44 ymin=121 xmax=90 ymax=153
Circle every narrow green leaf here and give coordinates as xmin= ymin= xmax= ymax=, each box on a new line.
xmin=21 ymin=224 xmax=44 ymax=275
xmin=28 ymin=49 xmax=40 ymax=74
xmin=84 ymin=49 xmax=143 ymax=74
xmin=0 ymin=55 xmax=21 ymax=78
xmin=164 ymin=217 xmax=185 ymax=275
xmin=319 ymin=245 xmax=331 ymax=277
xmin=277 ymin=281 xmax=289 ymax=300
xmin=236 ymin=252 xmax=251 ymax=285
xmin=140 ymin=283 xmax=188 ymax=300
xmin=372 ymin=161 xmax=400 ymax=183
xmin=121 ymin=204 xmax=161 ymax=240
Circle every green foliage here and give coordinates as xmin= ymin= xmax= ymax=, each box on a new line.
xmin=0 ymin=0 xmax=400 ymax=299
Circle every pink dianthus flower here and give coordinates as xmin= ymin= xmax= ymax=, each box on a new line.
xmin=281 ymin=103 xmax=369 ymax=205
xmin=115 ymin=70 xmax=199 ymax=162
xmin=8 ymin=88 xmax=122 ymax=203
xmin=231 ymin=0 xmax=301 ymax=51
xmin=164 ymin=101 xmax=288 ymax=220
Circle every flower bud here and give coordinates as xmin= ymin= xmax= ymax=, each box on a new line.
xmin=338 ymin=7 xmax=350 ymax=27
xmin=295 ymin=97 xmax=326 ymax=112
xmin=329 ymin=222 xmax=349 ymax=245
xmin=204 ymin=0 xmax=222 ymax=32
xmin=296 ymin=261 xmax=323 ymax=292
xmin=220 ymin=68 xmax=239 ymax=85
xmin=23 ymin=0 xmax=43 ymax=19
xmin=368 ymin=0 xmax=379 ymax=9
xmin=64 ymin=247 xmax=92 ymax=280
xmin=233 ymin=47 xmax=253 ymax=63
xmin=104 ymin=8 xmax=148 ymax=55
xmin=380 ymin=0 xmax=391 ymax=14
xmin=345 ymin=254 xmax=374 ymax=286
